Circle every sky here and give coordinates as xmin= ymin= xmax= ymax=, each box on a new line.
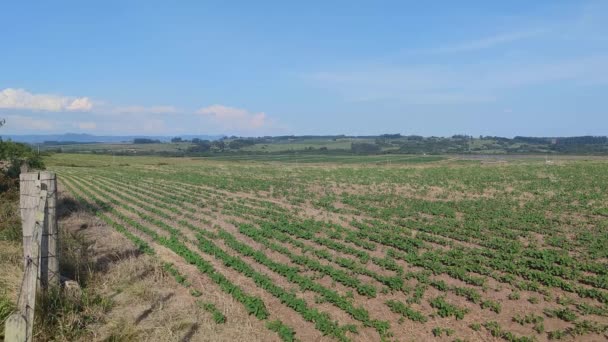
xmin=1 ymin=0 xmax=607 ymax=137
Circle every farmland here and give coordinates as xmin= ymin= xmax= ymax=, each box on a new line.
xmin=47 ymin=153 xmax=608 ymax=341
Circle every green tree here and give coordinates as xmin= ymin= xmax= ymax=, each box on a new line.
xmin=188 ymin=140 xmax=211 ymax=153
xmin=212 ymin=140 xmax=225 ymax=151
xmin=0 ymin=118 xmax=44 ymax=178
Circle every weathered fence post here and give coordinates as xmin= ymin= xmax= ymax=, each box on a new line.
xmin=19 ymin=171 xmax=59 ymax=290
xmin=7 ymin=189 xmax=47 ymax=342
xmin=7 ymin=172 xmax=58 ymax=340
xmin=40 ymin=171 xmax=59 ymax=288
xmin=3 ymin=315 xmax=27 ymax=341
xmin=19 ymin=173 xmax=41 ymax=273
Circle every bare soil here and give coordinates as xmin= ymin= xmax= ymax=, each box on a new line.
xmin=57 ymin=180 xmax=280 ymax=342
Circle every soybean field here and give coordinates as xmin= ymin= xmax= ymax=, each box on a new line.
xmin=48 ymin=154 xmax=608 ymax=341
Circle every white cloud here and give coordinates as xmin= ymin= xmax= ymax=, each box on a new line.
xmin=0 ymin=87 xmax=283 ymax=135
xmin=66 ymin=97 xmax=93 ymax=111
xmin=197 ymin=104 xmax=272 ymax=132
xmin=0 ymin=88 xmax=93 ymax=112
xmin=4 ymin=115 xmax=55 ymax=130
xmin=0 ymin=87 xmax=182 ymax=117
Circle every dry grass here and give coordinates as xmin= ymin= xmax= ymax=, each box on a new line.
xmin=0 ymin=241 xmax=22 ymax=300
xmin=0 ymin=185 xmax=22 ymax=341
xmin=2 ymin=181 xmax=199 ymax=342
xmin=53 ymin=182 xmax=279 ymax=342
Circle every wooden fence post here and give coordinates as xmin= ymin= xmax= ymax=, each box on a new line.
xmin=39 ymin=171 xmax=59 ymax=288
xmin=7 ymin=172 xmax=58 ymax=341
xmin=7 ymin=189 xmax=47 ymax=342
xmin=19 ymin=173 xmax=41 ymax=273
xmin=3 ymin=315 xmax=27 ymax=341
xmin=19 ymin=171 xmax=59 ymax=290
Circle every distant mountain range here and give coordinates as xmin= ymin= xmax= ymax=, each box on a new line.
xmin=1 ymin=133 xmax=224 ymax=144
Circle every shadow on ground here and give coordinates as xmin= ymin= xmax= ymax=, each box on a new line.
xmin=57 ymin=196 xmax=111 ymax=220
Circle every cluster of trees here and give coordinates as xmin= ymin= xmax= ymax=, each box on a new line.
xmin=188 ymin=139 xmax=226 ymax=153
xmin=228 ymin=139 xmax=256 ymax=149
xmin=41 ymin=131 xmax=608 ymax=157
xmin=175 ymin=133 xmax=608 ymax=156
xmin=512 ymin=136 xmax=608 ymax=145
xmin=554 ymin=136 xmax=607 ymax=145
xmin=397 ymin=138 xmax=471 ymax=154
xmin=513 ymin=136 xmax=551 ymax=144
xmin=184 ymin=137 xmax=258 ymax=154
xmin=1 ymin=118 xmax=45 ymax=189
xmin=389 ymin=135 xmax=608 ymax=155
xmin=133 ymin=138 xmax=161 ymax=144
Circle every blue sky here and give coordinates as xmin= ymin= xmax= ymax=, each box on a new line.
xmin=1 ymin=0 xmax=607 ymax=137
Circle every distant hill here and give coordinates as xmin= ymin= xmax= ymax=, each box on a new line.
xmin=2 ymin=133 xmax=224 ymax=144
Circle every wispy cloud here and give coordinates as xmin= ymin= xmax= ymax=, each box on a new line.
xmin=305 ymin=53 xmax=608 ymax=104
xmin=306 ymin=67 xmax=496 ymax=104
xmin=305 ymin=2 xmax=608 ymax=105
xmin=483 ymin=55 xmax=608 ymax=87
xmin=0 ymin=88 xmax=93 ymax=112
xmin=429 ymin=29 xmax=548 ymax=54
xmin=4 ymin=114 xmax=55 ymax=130
xmin=74 ymin=122 xmax=97 ymax=130
xmin=110 ymin=105 xmax=178 ymax=114
xmin=197 ymin=104 xmax=274 ymax=133
xmin=142 ymin=118 xmax=167 ymax=133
